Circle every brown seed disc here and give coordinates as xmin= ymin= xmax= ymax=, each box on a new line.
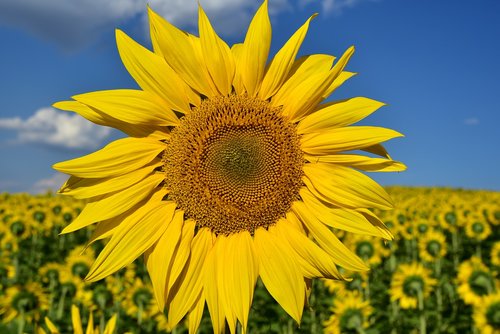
xmin=163 ymin=94 xmax=303 ymax=235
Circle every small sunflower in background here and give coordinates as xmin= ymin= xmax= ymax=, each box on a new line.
xmin=472 ymin=292 xmax=500 ymax=334
xmin=8 ymin=216 xmax=30 ymax=240
xmin=324 ymin=268 xmax=370 ymax=300
xmin=52 ymin=0 xmax=404 ymax=331
xmin=390 ymin=263 xmax=437 ymax=309
xmin=65 ymin=246 xmax=95 ymax=281
xmin=484 ymin=204 xmax=500 ymax=226
xmin=323 ymin=291 xmax=372 ymax=334
xmin=414 ymin=218 xmax=434 ymax=237
xmin=123 ymin=278 xmax=158 ymax=324
xmin=457 ymin=256 xmax=498 ymax=306
xmin=41 ymin=305 xmax=117 ymax=334
xmin=39 ymin=262 xmax=64 ymax=287
xmin=465 ymin=215 xmax=491 ymax=241
xmin=418 ymin=229 xmax=447 ymax=263
xmin=0 ymin=282 xmax=49 ymax=323
xmin=0 ymin=258 xmax=15 ymax=289
xmin=344 ymin=233 xmax=389 ymax=267
xmin=490 ymin=241 xmax=500 ymax=268
xmin=437 ymin=207 xmax=461 ymax=231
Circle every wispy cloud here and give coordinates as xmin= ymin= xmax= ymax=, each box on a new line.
xmin=464 ymin=117 xmax=480 ymax=126
xmin=31 ymin=173 xmax=67 ymax=194
xmin=300 ymin=0 xmax=376 ymax=14
xmin=0 ymin=0 xmax=292 ymax=50
xmin=0 ymin=0 xmax=144 ymax=50
xmin=0 ymin=107 xmax=111 ymax=149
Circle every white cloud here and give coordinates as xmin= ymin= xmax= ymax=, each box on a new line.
xmin=31 ymin=173 xmax=67 ymax=194
xmin=464 ymin=117 xmax=480 ymax=126
xmin=0 ymin=107 xmax=111 ymax=149
xmin=0 ymin=0 xmax=144 ymax=50
xmin=300 ymin=0 xmax=375 ymax=14
xmin=0 ymin=0 xmax=292 ymax=50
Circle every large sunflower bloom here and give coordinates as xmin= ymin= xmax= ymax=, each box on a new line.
xmin=53 ymin=1 xmax=404 ymax=332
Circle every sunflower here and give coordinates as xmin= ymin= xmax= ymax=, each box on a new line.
xmin=465 ymin=215 xmax=491 ymax=241
xmin=491 ymin=241 xmax=500 ymax=268
xmin=473 ymin=292 xmax=500 ymax=334
xmin=323 ymin=291 xmax=372 ymax=334
xmin=0 ymin=282 xmax=49 ymax=322
xmin=65 ymin=246 xmax=95 ymax=280
xmin=457 ymin=256 xmax=498 ymax=306
xmin=122 ymin=278 xmax=159 ymax=322
xmin=41 ymin=305 xmax=117 ymax=334
xmin=53 ymin=1 xmax=403 ymax=332
xmin=343 ymin=233 xmax=389 ymax=267
xmin=418 ymin=229 xmax=447 ymax=263
xmin=390 ymin=263 xmax=436 ymax=309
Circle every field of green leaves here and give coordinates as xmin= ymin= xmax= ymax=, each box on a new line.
xmin=0 ymin=187 xmax=499 ymax=333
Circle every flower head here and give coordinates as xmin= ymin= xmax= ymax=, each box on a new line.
xmin=53 ymin=1 xmax=404 ymax=332
xmin=390 ymin=263 xmax=436 ymax=309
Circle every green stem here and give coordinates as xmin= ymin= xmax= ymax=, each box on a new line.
xmin=57 ymin=286 xmax=68 ymax=320
xmin=138 ymin=302 xmax=143 ymax=326
xmin=418 ymin=289 xmax=426 ymax=334
xmin=435 ymin=259 xmax=442 ymax=332
xmin=364 ymin=277 xmax=371 ymax=301
xmin=475 ymin=241 xmax=482 ymax=260
xmin=452 ymin=232 xmax=459 ymax=269
xmin=390 ymin=300 xmax=399 ymax=334
xmin=18 ymin=309 xmax=25 ymax=334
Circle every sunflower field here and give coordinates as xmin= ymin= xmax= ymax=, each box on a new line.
xmin=0 ymin=187 xmax=498 ymax=334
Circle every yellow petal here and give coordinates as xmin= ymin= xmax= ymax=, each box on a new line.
xmin=292 ymin=201 xmax=369 ymax=271
xmin=53 ymin=101 xmax=169 ymax=139
xmin=271 ymin=54 xmax=333 ymax=109
xmin=116 ymin=29 xmax=191 ymax=113
xmin=225 ymin=232 xmax=258 ymax=330
xmin=144 ymin=210 xmax=184 ymax=311
xmin=148 ymin=6 xmax=213 ymax=97
xmin=273 ymin=218 xmax=342 ymax=280
xmin=300 ymin=126 xmax=403 ymax=155
xmin=299 ymin=187 xmax=389 ymax=238
xmin=254 ymin=227 xmax=305 ymax=323
xmin=303 ymin=163 xmax=393 ymax=210
xmin=166 ymin=219 xmax=195 ymax=294
xmin=44 ymin=317 xmax=59 ymax=334
xmin=362 ymin=143 xmax=391 ymax=158
xmin=231 ymin=43 xmax=245 ymax=95
xmin=71 ymin=305 xmax=84 ymax=334
xmin=272 ymin=47 xmax=355 ymax=122
xmin=188 ymin=293 xmax=205 ymax=334
xmin=239 ymin=0 xmax=271 ymax=96
xmin=215 ymin=236 xmax=237 ymax=333
xmin=297 ymin=97 xmax=385 ymax=134
xmin=59 ymin=161 xmax=162 ymax=199
xmin=304 ymin=154 xmax=406 ymax=172
xmin=61 ymin=174 xmax=165 ymax=234
xmin=73 ymin=89 xmax=179 ymax=126
xmin=167 ymin=228 xmax=215 ymax=328
xmin=85 ymin=312 xmax=93 ymax=334
xmin=85 ymin=219 xmax=120 ymax=247
xmin=86 ymin=201 xmax=176 ymax=282
xmin=103 ymin=314 xmax=117 ymax=334
xmin=323 ymin=71 xmax=357 ymax=98
xmin=198 ymin=5 xmax=235 ymax=95
xmin=203 ymin=238 xmax=227 ymax=334
xmin=53 ymin=137 xmax=164 ymax=178
xmin=259 ymin=14 xmax=316 ymax=100
xmin=357 ymin=208 xmax=394 ymax=240
xmin=83 ymin=189 xmax=167 ymax=244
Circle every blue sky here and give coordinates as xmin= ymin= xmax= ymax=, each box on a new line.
xmin=0 ymin=0 xmax=499 ymax=193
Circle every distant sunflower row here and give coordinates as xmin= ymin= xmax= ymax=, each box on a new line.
xmin=0 ymin=188 xmax=499 ymax=333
